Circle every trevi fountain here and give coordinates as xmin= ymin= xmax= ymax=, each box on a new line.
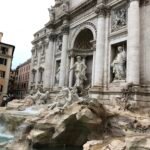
xmin=1 ymin=0 xmax=150 ymax=149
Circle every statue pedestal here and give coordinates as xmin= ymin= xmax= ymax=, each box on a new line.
xmin=89 ymin=84 xmax=150 ymax=108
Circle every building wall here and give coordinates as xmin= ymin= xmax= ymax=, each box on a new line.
xmin=0 ymin=42 xmax=14 ymax=100
xmin=70 ymin=0 xmax=87 ymax=10
xmin=16 ymin=59 xmax=31 ymax=98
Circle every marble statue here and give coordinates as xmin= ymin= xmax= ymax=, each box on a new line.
xmin=55 ymin=63 xmax=60 ymax=84
xmin=25 ymin=89 xmax=49 ymax=105
xmin=25 ymin=89 xmax=41 ymax=103
xmin=48 ymin=87 xmax=79 ymax=110
xmin=48 ymin=7 xmax=55 ymax=22
xmin=70 ymin=56 xmax=87 ymax=88
xmin=37 ymin=91 xmax=49 ymax=105
xmin=55 ymin=0 xmax=63 ymax=7
xmin=62 ymin=0 xmax=69 ymax=13
xmin=56 ymin=36 xmax=62 ymax=51
xmin=111 ymin=46 xmax=126 ymax=81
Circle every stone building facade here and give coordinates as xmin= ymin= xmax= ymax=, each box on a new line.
xmin=15 ymin=59 xmax=31 ymax=98
xmin=0 ymin=32 xmax=15 ymax=99
xmin=30 ymin=0 xmax=150 ymax=106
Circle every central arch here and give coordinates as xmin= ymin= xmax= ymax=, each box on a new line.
xmin=74 ymin=28 xmax=94 ymax=49
xmin=70 ymin=26 xmax=95 ymax=88
xmin=71 ymin=22 xmax=96 ymax=49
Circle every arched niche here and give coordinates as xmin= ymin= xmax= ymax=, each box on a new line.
xmin=70 ymin=26 xmax=95 ymax=88
xmin=74 ymin=28 xmax=94 ymax=49
xmin=71 ymin=22 xmax=96 ymax=49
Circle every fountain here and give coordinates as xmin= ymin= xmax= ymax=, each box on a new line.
xmin=0 ymin=86 xmax=150 ymax=150
xmin=0 ymin=124 xmax=14 ymax=149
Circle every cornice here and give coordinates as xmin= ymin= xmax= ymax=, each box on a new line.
xmin=140 ymin=0 xmax=150 ymax=6
xmin=46 ymin=0 xmax=97 ymax=30
xmin=32 ymin=34 xmax=48 ymax=45
xmin=68 ymin=48 xmax=94 ymax=57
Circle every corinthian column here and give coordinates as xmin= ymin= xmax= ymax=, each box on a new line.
xmin=44 ymin=33 xmax=55 ymax=89
xmin=59 ymin=24 xmax=69 ymax=87
xmin=127 ymin=0 xmax=140 ymax=84
xmin=93 ymin=4 xmax=107 ymax=87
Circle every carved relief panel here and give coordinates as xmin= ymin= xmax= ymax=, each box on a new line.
xmin=111 ymin=5 xmax=127 ymax=32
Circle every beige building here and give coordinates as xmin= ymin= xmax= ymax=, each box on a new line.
xmin=0 ymin=32 xmax=15 ymax=100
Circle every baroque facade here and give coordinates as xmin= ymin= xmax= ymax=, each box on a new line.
xmin=30 ymin=0 xmax=150 ymax=106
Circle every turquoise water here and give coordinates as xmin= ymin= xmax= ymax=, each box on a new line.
xmin=0 ymin=134 xmax=13 ymax=144
xmin=0 ymin=136 xmax=11 ymax=143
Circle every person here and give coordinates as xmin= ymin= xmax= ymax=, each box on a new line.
xmin=70 ymin=56 xmax=87 ymax=88
xmin=111 ymin=46 xmax=126 ymax=80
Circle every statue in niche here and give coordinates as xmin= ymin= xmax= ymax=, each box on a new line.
xmin=112 ymin=7 xmax=127 ymax=32
xmin=55 ymin=0 xmax=63 ymax=7
xmin=48 ymin=6 xmax=55 ymax=22
xmin=55 ymin=62 xmax=60 ymax=84
xmin=62 ymin=0 xmax=69 ymax=13
xmin=111 ymin=46 xmax=126 ymax=81
xmin=56 ymin=36 xmax=62 ymax=52
xmin=70 ymin=56 xmax=87 ymax=89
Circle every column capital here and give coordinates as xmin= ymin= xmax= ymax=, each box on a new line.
xmin=47 ymin=33 xmax=57 ymax=41
xmin=128 ymin=0 xmax=139 ymax=2
xmin=127 ymin=0 xmax=140 ymax=5
xmin=95 ymin=4 xmax=110 ymax=17
xmin=61 ymin=25 xmax=69 ymax=34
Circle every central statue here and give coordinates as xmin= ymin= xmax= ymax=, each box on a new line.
xmin=70 ymin=56 xmax=87 ymax=88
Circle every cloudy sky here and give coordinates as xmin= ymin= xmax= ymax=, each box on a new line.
xmin=0 ymin=0 xmax=54 ymax=69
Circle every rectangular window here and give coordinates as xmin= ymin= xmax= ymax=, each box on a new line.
xmin=0 ymin=47 xmax=8 ymax=55
xmin=0 ymin=85 xmax=3 ymax=92
xmin=0 ymin=58 xmax=7 ymax=65
xmin=0 ymin=71 xmax=5 ymax=78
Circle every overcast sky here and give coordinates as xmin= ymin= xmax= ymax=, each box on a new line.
xmin=0 ymin=0 xmax=55 ymax=69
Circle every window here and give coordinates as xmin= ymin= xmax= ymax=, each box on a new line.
xmin=0 ymin=85 xmax=3 ymax=92
xmin=32 ymin=70 xmax=36 ymax=83
xmin=0 ymin=71 xmax=5 ymax=78
xmin=0 ymin=47 xmax=8 ymax=55
xmin=0 ymin=58 xmax=7 ymax=65
xmin=39 ymin=68 xmax=44 ymax=83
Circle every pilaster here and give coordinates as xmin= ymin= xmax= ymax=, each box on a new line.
xmin=59 ymin=21 xmax=70 ymax=87
xmin=44 ymin=32 xmax=56 ymax=89
xmin=93 ymin=4 xmax=110 ymax=87
xmin=127 ymin=0 xmax=140 ymax=85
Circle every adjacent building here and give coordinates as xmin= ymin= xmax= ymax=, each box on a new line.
xmin=8 ymin=69 xmax=16 ymax=95
xmin=15 ymin=59 xmax=31 ymax=98
xmin=29 ymin=0 xmax=150 ymax=106
xmin=0 ymin=32 xmax=15 ymax=99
